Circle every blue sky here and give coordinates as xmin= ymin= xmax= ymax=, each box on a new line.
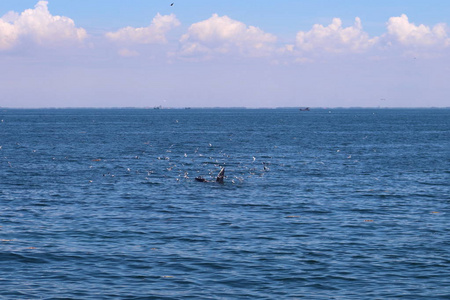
xmin=1 ymin=0 xmax=450 ymax=108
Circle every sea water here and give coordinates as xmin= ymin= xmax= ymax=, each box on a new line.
xmin=0 ymin=108 xmax=449 ymax=299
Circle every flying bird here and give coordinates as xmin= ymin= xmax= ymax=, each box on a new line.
xmin=170 ymin=3 xmax=174 ymax=6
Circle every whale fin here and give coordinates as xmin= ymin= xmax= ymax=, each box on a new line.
xmin=216 ymin=167 xmax=225 ymax=183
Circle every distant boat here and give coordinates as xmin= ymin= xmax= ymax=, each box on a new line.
xmin=299 ymin=107 xmax=310 ymax=111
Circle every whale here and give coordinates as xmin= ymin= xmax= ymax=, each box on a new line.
xmin=195 ymin=167 xmax=225 ymax=183
xmin=216 ymin=167 xmax=225 ymax=183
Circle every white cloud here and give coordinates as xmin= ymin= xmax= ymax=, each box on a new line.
xmin=385 ymin=14 xmax=450 ymax=48
xmin=295 ymin=17 xmax=377 ymax=54
xmin=178 ymin=14 xmax=277 ymax=59
xmin=1 ymin=11 xmax=19 ymax=23
xmin=0 ymin=1 xmax=87 ymax=50
xmin=106 ymin=13 xmax=180 ymax=44
xmin=0 ymin=16 xmax=19 ymax=50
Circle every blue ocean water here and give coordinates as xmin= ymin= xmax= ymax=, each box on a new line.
xmin=0 ymin=108 xmax=449 ymax=299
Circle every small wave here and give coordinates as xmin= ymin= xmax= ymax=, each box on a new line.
xmin=0 ymin=252 xmax=48 ymax=264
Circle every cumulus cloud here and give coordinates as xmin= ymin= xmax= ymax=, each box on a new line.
xmin=106 ymin=13 xmax=180 ymax=44
xmin=0 ymin=16 xmax=18 ymax=50
xmin=178 ymin=14 xmax=277 ymax=59
xmin=0 ymin=1 xmax=87 ymax=50
xmin=295 ymin=17 xmax=377 ymax=54
xmin=384 ymin=14 xmax=450 ymax=48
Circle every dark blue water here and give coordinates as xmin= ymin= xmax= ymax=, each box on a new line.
xmin=1 ymin=108 xmax=449 ymax=299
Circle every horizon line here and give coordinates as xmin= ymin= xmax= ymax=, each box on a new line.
xmin=1 ymin=106 xmax=449 ymax=110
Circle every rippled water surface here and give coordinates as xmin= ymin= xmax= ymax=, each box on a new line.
xmin=1 ymin=108 xmax=449 ymax=299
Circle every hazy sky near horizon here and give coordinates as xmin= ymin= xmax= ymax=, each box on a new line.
xmin=1 ymin=0 xmax=450 ymax=108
